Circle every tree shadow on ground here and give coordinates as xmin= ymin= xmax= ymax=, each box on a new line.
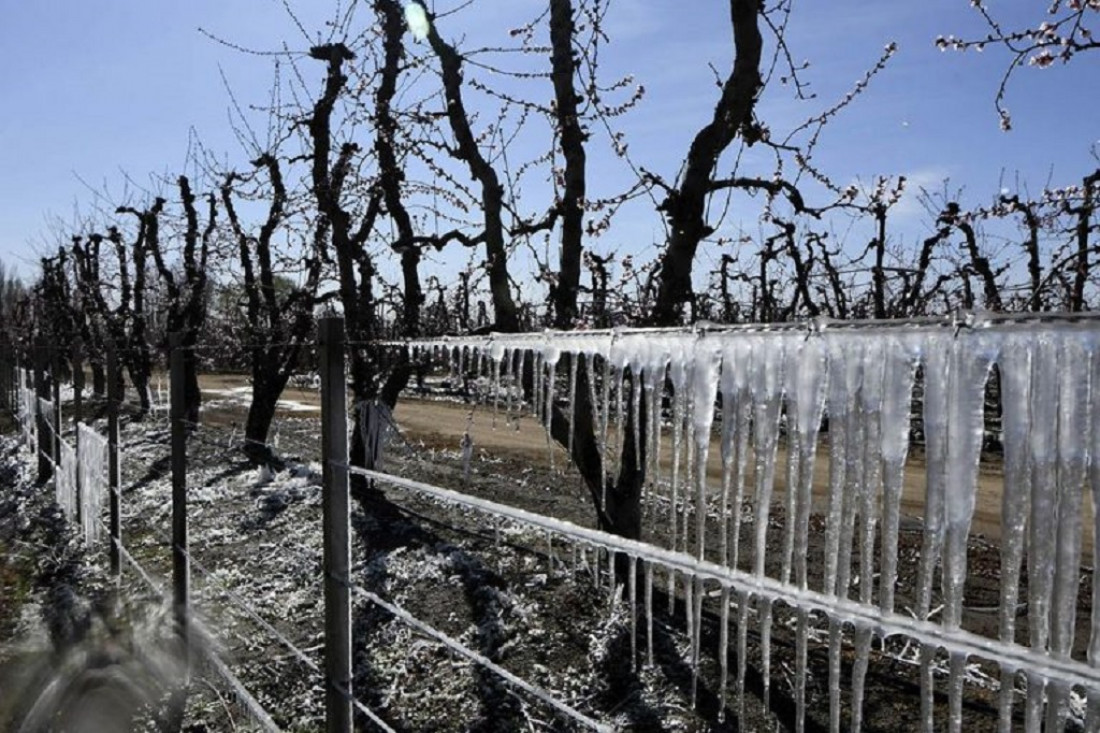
xmin=349 ymin=490 xmax=537 ymax=732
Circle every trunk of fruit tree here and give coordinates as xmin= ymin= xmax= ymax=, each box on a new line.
xmin=148 ymin=179 xmax=215 ymax=428
xmin=650 ymin=0 xmax=763 ymax=326
xmin=549 ymin=0 xmax=586 ymax=330
xmin=1071 ymin=169 xmax=1100 ymax=312
xmin=426 ymin=15 xmax=520 ymax=333
xmin=222 ymin=151 xmax=323 ymax=466
xmin=242 ymin=363 xmax=295 ymax=466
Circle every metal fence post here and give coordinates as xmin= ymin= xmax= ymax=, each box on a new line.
xmin=107 ymin=340 xmax=121 ymax=577
xmin=320 ymin=316 xmax=352 ymax=733
xmin=169 ymin=332 xmax=190 ymax=673
xmin=34 ymin=337 xmax=51 ymax=484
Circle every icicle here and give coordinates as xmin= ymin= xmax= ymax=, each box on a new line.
xmin=1025 ymin=672 xmax=1046 ymax=731
xmin=828 ymin=618 xmax=843 ymax=733
xmin=668 ymin=370 xmax=685 ymax=609
xmin=880 ymin=338 xmax=919 ymax=615
xmin=780 ymin=403 xmax=799 ymax=585
xmin=743 ymin=336 xmax=787 ymax=677
xmin=948 ymin=651 xmax=967 ymax=732
xmin=600 ymin=351 xmax=612 ymax=483
xmin=645 ymin=356 xmax=666 ymax=521
xmin=851 ymin=622 xmax=873 ymax=732
xmin=1029 ymin=336 xmax=1060 ymax=672
xmin=502 ymin=348 xmax=513 ymax=421
xmin=719 ymin=349 xmax=738 ymax=567
xmin=608 ymin=550 xmax=617 ymax=606
xmin=614 ymin=361 xmax=626 ymax=480
xmin=691 ymin=341 xmax=721 ymax=562
xmin=545 ymin=348 xmax=560 ymax=472
xmin=736 ymin=590 xmax=751 ymax=724
xmin=514 ymin=349 xmax=526 ymax=429
xmin=760 ymin=594 xmax=773 ymax=711
xmin=491 ymin=354 xmax=501 ymax=429
xmin=690 ymin=576 xmax=704 ymax=707
xmin=685 ymin=569 xmax=694 ymax=637
xmin=461 ymin=423 xmax=473 ymax=485
xmin=533 ymin=350 xmax=544 ymax=419
xmin=751 ymin=336 xmax=786 ymax=578
xmin=836 ymin=342 xmax=865 ymax=601
xmin=668 ymin=347 xmax=688 ymax=557
xmin=718 ymin=583 xmax=731 ymax=721
xmin=682 ymin=370 xmax=697 ymax=557
xmin=568 ymin=352 xmax=578 ymax=461
xmin=1088 ymin=335 xmax=1100 ymax=733
xmin=795 ymin=608 xmax=808 ymax=733
xmin=916 ymin=335 xmax=951 ymax=731
xmin=632 ymin=361 xmax=642 ymax=474
xmin=943 ymin=333 xmax=995 ymax=629
xmin=586 ymin=352 xmax=607 ymax=508
xmin=858 ymin=341 xmax=886 ymax=612
xmin=645 ymin=560 xmax=654 ymax=667
xmin=1052 ymin=335 xmax=1089 ymax=659
xmin=997 ymin=337 xmax=1033 ymax=731
xmin=729 ymin=348 xmax=752 ymax=572
xmin=629 ymin=555 xmax=638 ymax=671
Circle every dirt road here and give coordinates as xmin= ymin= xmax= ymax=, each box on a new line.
xmin=199 ymin=374 xmax=1091 ymax=546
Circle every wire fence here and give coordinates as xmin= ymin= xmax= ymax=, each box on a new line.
xmin=7 ymin=313 xmax=1100 ymax=731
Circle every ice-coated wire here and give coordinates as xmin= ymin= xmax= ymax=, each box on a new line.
xmin=111 ymin=527 xmax=284 ymax=732
xmin=352 ymin=585 xmax=611 ymax=732
xmin=344 ymin=464 xmax=1100 ymax=691
xmin=182 ymin=545 xmax=325 ymax=680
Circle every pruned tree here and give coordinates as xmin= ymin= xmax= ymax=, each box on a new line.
xmin=221 ymin=153 xmax=324 ymax=465
xmin=147 ymin=176 xmax=217 ymax=426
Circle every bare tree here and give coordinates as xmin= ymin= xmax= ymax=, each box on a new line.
xmin=147 ymin=177 xmax=217 ymax=426
xmin=221 ymin=154 xmax=324 ymax=465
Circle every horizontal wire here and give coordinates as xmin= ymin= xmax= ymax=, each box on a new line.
xmin=183 ymin=545 xmax=325 ymax=679
xmin=352 ymin=585 xmax=609 ymax=732
xmin=105 ymin=521 xmax=283 ymax=733
xmin=139 ymin=528 xmax=387 ymax=727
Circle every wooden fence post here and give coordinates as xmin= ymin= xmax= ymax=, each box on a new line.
xmin=320 ymin=316 xmax=352 ymax=733
xmin=107 ymin=340 xmax=121 ymax=577
xmin=169 ymin=332 xmax=190 ymax=672
xmin=34 ymin=337 xmax=51 ymax=484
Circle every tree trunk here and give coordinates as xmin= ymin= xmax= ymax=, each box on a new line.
xmin=243 ymin=367 xmax=288 ymax=467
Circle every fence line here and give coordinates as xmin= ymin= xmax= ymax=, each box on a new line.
xmin=4 ymin=344 xmax=289 ymax=733
xmin=14 ymin=313 xmax=1100 ymax=731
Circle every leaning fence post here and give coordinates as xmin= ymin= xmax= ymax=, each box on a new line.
xmin=169 ymin=332 xmax=190 ymax=673
xmin=319 ymin=316 xmax=352 ymax=733
xmin=107 ymin=339 xmax=121 ymax=577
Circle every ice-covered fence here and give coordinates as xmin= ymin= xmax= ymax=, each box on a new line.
xmin=17 ymin=369 xmax=35 ymax=449
xmin=56 ymin=437 xmax=77 ymax=519
xmin=397 ymin=313 xmax=1100 ymax=732
xmin=53 ymin=423 xmax=109 ymax=545
xmin=77 ymin=423 xmax=109 ymax=544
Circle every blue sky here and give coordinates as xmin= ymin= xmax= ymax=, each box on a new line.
xmin=1 ymin=1 xmax=1097 ymax=290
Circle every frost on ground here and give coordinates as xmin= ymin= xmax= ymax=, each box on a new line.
xmin=0 ymin=413 xmax=728 ymax=732
xmin=2 ymin=390 xmax=1076 ymax=731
